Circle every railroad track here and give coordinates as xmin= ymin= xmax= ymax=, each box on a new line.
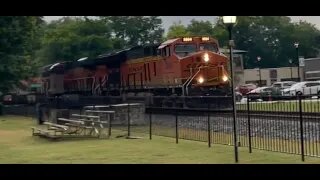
xmin=146 ymin=107 xmax=320 ymax=121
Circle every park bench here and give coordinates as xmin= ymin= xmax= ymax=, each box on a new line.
xmin=58 ymin=118 xmax=85 ymax=125
xmin=31 ymin=112 xmax=111 ymax=140
xmin=70 ymin=114 xmax=101 ymax=127
xmin=84 ymin=110 xmax=115 ymax=126
xmin=43 ymin=122 xmax=69 ymax=131
xmin=58 ymin=115 xmax=105 ymax=137
xmin=72 ymin=113 xmax=112 ymax=137
xmin=31 ymin=126 xmax=61 ymax=139
xmin=84 ymin=110 xmax=115 ymax=116
xmin=83 ymin=105 xmax=110 ymax=110
xmin=64 ymin=123 xmax=94 ymax=129
xmin=71 ymin=114 xmax=100 ymax=120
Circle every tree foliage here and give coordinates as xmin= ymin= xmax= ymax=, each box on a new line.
xmin=0 ymin=16 xmax=43 ymax=93
xmin=36 ymin=17 xmax=114 ymax=64
xmin=166 ymin=21 xmax=190 ymax=39
xmin=36 ymin=16 xmax=165 ymax=64
xmin=167 ymin=16 xmax=320 ymax=69
xmin=99 ymin=16 xmax=164 ymax=47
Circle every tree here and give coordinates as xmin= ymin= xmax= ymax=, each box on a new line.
xmin=291 ymin=21 xmax=320 ymax=58
xmin=99 ymin=16 xmax=165 ymax=47
xmin=213 ymin=16 xmax=320 ymax=69
xmin=0 ymin=16 xmax=43 ymax=94
xmin=166 ymin=21 xmax=190 ymax=39
xmin=186 ymin=19 xmax=214 ymax=36
xmin=36 ymin=17 xmax=114 ymax=64
xmin=166 ymin=16 xmax=320 ymax=69
xmin=166 ymin=20 xmax=216 ymax=39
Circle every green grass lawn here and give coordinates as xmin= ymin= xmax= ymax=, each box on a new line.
xmin=237 ymin=100 xmax=320 ymax=112
xmin=1 ymin=115 xmax=320 ymax=164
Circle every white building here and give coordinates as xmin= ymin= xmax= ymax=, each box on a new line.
xmin=242 ymin=67 xmax=300 ymax=86
xmin=304 ymin=58 xmax=320 ymax=81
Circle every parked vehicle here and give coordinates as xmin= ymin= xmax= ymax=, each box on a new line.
xmin=272 ymin=81 xmax=296 ymax=90
xmin=236 ymin=84 xmax=257 ymax=95
xmin=235 ymin=91 xmax=243 ymax=102
xmin=247 ymin=87 xmax=273 ymax=101
xmin=281 ymin=81 xmax=320 ymax=96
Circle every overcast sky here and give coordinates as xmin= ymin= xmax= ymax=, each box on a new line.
xmin=43 ymin=16 xmax=320 ymax=31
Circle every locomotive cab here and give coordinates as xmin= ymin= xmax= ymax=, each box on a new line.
xmin=157 ymin=36 xmax=230 ymax=96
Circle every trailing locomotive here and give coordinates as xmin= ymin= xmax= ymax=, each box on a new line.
xmin=41 ymin=36 xmax=231 ymax=97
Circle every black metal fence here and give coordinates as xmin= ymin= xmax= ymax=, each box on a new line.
xmin=143 ymin=95 xmax=320 ymax=161
xmin=2 ymin=94 xmax=320 ymax=161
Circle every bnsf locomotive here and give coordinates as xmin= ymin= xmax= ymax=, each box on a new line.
xmin=41 ymin=36 xmax=230 ymax=97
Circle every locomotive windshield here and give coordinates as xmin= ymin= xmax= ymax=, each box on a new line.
xmin=199 ymin=43 xmax=218 ymax=53
xmin=175 ymin=44 xmax=197 ymax=57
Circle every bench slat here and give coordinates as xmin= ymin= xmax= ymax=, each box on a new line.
xmin=44 ymin=122 xmax=69 ymax=130
xmin=58 ymin=118 xmax=84 ymax=124
xmin=71 ymin=114 xmax=100 ymax=119
xmin=85 ymin=110 xmax=115 ymax=114
xmin=31 ymin=127 xmax=52 ymax=134
xmin=65 ymin=123 xmax=94 ymax=129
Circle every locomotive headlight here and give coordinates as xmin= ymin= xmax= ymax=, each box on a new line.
xmin=198 ymin=77 xmax=204 ymax=84
xmin=222 ymin=75 xmax=228 ymax=82
xmin=203 ymin=53 xmax=209 ymax=62
xmin=202 ymin=37 xmax=210 ymax=41
xmin=183 ymin=37 xmax=193 ymax=42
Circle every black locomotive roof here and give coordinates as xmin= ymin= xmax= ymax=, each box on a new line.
xmin=41 ymin=43 xmax=161 ymax=73
xmin=69 ymin=44 xmax=160 ymax=68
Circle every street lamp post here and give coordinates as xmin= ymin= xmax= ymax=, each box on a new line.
xmin=289 ymin=59 xmax=293 ymax=80
xmin=294 ymin=42 xmax=300 ymax=82
xmin=257 ymin=56 xmax=262 ymax=86
xmin=222 ymin=16 xmax=238 ymax=163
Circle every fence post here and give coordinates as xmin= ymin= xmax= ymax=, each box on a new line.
xmin=128 ymin=103 xmax=131 ymax=137
xmin=247 ymin=95 xmax=252 ymax=153
xmin=108 ymin=113 xmax=112 ymax=137
xmin=207 ymin=102 xmax=211 ymax=148
xmin=149 ymin=96 xmax=152 ymax=140
xmin=175 ymin=111 xmax=179 ymax=144
xmin=149 ymin=111 xmax=152 ymax=140
xmin=298 ymin=94 xmax=305 ymax=162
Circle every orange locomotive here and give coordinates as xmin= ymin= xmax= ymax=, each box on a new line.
xmin=41 ymin=36 xmax=230 ymax=96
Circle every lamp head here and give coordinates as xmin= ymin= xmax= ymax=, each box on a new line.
xmin=222 ymin=16 xmax=237 ymax=25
